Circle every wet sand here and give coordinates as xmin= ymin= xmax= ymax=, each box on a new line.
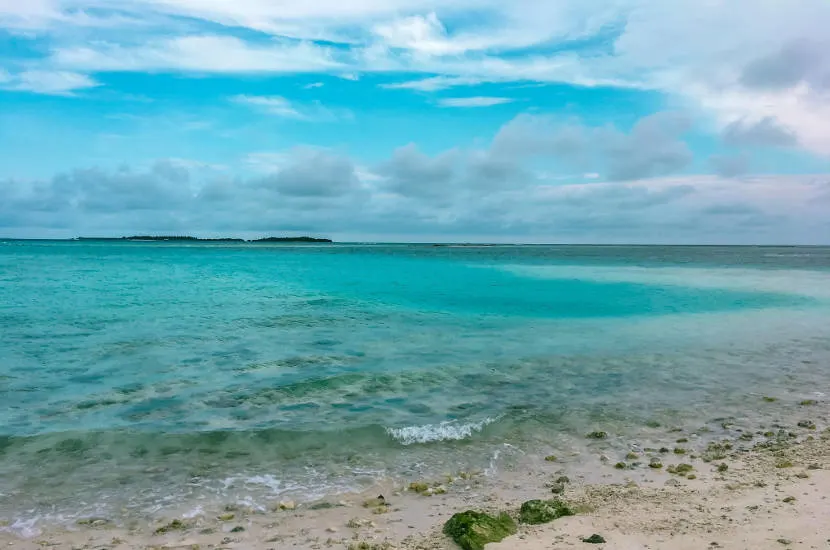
xmin=3 ymin=416 xmax=830 ymax=550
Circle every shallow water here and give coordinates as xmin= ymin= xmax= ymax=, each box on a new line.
xmin=2 ymin=242 xmax=830 ymax=529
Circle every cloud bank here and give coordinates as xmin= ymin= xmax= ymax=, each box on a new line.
xmin=2 ymin=115 xmax=828 ymax=243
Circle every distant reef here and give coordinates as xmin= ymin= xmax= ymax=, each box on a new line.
xmin=74 ymin=236 xmax=333 ymax=243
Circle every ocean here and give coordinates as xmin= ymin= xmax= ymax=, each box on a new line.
xmin=2 ymin=241 xmax=830 ymax=532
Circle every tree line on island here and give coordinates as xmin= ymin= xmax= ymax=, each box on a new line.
xmin=75 ymin=236 xmax=333 ymax=243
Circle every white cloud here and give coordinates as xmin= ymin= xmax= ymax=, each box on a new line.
xmin=52 ymin=35 xmax=343 ymax=73
xmin=381 ymin=76 xmax=483 ymax=91
xmin=231 ymin=95 xmax=303 ymax=119
xmin=4 ymin=0 xmax=830 ymax=158
xmin=438 ymin=96 xmax=514 ymax=107
xmin=231 ymin=94 xmax=352 ymax=121
xmin=0 ymin=0 xmax=60 ymax=29
xmin=1 ymin=70 xmax=99 ymax=95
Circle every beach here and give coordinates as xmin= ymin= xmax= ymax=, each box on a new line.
xmin=2 ymin=242 xmax=830 ymax=549
xmin=3 ymin=405 xmax=829 ymax=549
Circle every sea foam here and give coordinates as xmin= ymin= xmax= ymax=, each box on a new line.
xmin=386 ymin=417 xmax=499 ymax=445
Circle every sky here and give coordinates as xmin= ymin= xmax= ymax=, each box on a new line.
xmin=1 ymin=0 xmax=829 ymax=243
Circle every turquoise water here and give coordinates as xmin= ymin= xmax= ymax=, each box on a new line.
xmin=2 ymin=241 xmax=830 ymax=529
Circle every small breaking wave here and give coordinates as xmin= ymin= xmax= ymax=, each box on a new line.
xmin=386 ymin=417 xmax=499 ymax=445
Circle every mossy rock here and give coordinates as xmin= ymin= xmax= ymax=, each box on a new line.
xmin=800 ymin=400 xmax=817 ymax=406
xmin=549 ymin=482 xmax=565 ymax=494
xmin=667 ymin=464 xmax=693 ymax=475
xmin=518 ymin=499 xmax=574 ymax=525
xmin=586 ymin=431 xmax=608 ymax=440
xmin=762 ymin=396 xmax=777 ymax=402
xmin=702 ymin=441 xmax=731 ymax=462
xmin=443 ymin=511 xmax=517 ymax=550
xmin=544 ymin=455 xmax=557 ymax=462
xmin=614 ymin=462 xmax=627 ymax=470
xmin=409 ymin=482 xmax=430 ymax=494
xmin=583 ymin=534 xmax=607 ymax=544
xmin=153 ymin=519 xmax=187 ymax=535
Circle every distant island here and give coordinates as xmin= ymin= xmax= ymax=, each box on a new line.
xmin=74 ymin=236 xmax=333 ymax=243
xmin=250 ymin=236 xmax=333 ymax=243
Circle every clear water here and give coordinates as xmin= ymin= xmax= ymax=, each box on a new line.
xmin=2 ymin=241 xmax=830 ymax=528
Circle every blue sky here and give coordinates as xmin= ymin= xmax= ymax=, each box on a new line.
xmin=1 ymin=0 xmax=829 ymax=243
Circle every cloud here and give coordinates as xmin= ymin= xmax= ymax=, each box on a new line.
xmin=231 ymin=95 xmax=303 ymax=119
xmin=741 ymin=39 xmax=830 ymax=92
xmin=52 ymin=35 xmax=343 ymax=73
xmin=380 ymin=76 xmax=484 ymax=91
xmin=491 ymin=112 xmax=693 ymax=181
xmin=437 ymin=96 xmax=514 ymax=107
xmin=722 ymin=117 xmax=798 ymax=148
xmin=710 ymin=153 xmax=750 ymax=178
xmin=253 ymin=147 xmax=361 ymax=197
xmin=375 ymin=143 xmax=461 ymax=199
xmin=2 ymin=151 xmax=829 ymax=243
xmin=0 ymin=70 xmax=99 ymax=95
xmin=6 ymin=0 xmax=827 ymax=160
xmin=231 ymin=94 xmax=351 ymax=121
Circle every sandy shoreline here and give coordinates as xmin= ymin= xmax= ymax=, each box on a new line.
xmin=3 ymin=412 xmax=830 ymax=550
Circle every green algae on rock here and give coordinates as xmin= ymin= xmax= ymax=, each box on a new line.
xmin=443 ymin=511 xmax=517 ymax=550
xmin=408 ymin=482 xmax=430 ymax=494
xmin=153 ymin=519 xmax=187 ymax=535
xmin=702 ymin=441 xmax=732 ymax=462
xmin=667 ymin=463 xmax=694 ymax=475
xmin=586 ymin=431 xmax=608 ymax=439
xmin=518 ymin=499 xmax=574 ymax=525
xmin=583 ymin=534 xmax=607 ymax=544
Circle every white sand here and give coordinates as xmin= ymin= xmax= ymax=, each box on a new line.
xmin=3 ymin=430 xmax=829 ymax=550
